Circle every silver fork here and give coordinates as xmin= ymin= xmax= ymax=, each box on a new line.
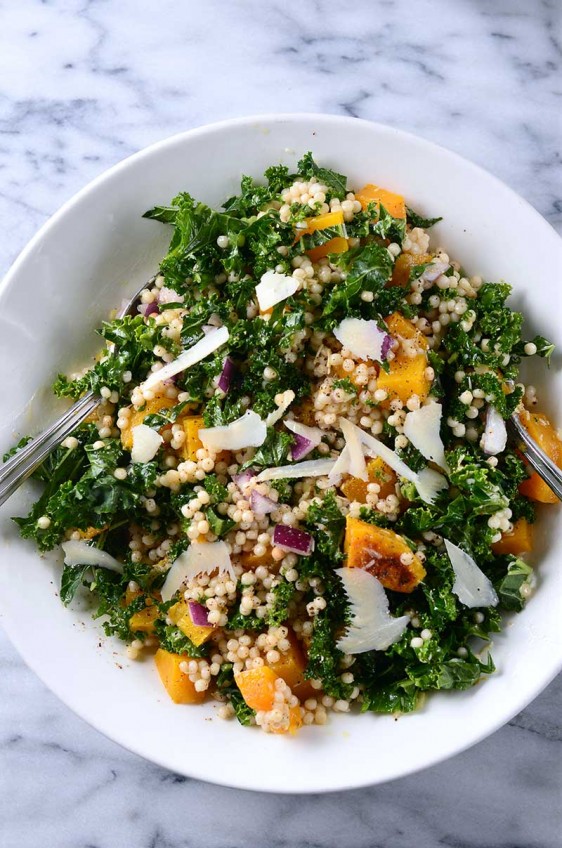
xmin=508 ymin=413 xmax=562 ymax=502
xmin=0 ymin=276 xmax=155 ymax=507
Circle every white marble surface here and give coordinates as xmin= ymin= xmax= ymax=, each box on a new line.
xmin=1 ymin=0 xmax=561 ymax=845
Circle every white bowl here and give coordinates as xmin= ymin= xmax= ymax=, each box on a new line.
xmin=0 ymin=114 xmax=560 ymax=793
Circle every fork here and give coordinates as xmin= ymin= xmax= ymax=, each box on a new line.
xmin=508 ymin=413 xmax=562 ymax=502
xmin=0 ymin=276 xmax=155 ymax=507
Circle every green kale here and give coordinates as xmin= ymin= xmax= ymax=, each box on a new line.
xmin=206 ymin=508 xmax=236 ymax=538
xmin=60 ymin=563 xmax=91 ymax=606
xmin=514 ymin=334 xmax=555 ymax=365
xmin=323 ymin=244 xmax=394 ymax=316
xmin=332 ymin=377 xmax=358 ymax=395
xmin=216 ymin=663 xmax=255 ymax=725
xmin=406 ymin=207 xmax=443 ymax=229
xmin=243 ymin=428 xmax=293 ymax=470
xmin=496 ymin=557 xmax=534 ymax=611
xmin=265 ymin=580 xmax=296 ymax=627
xmin=297 ymin=152 xmax=347 ymax=199
xmin=370 ymin=203 xmax=407 ymax=244
xmin=154 ymin=620 xmax=209 ymax=657
xmin=143 ymin=401 xmax=190 ymax=429
xmin=447 ymin=446 xmax=509 ymax=515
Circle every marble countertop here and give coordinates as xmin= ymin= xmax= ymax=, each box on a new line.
xmin=1 ymin=0 xmax=560 ymax=845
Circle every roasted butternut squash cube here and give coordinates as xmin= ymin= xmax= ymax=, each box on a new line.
xmin=306 ymin=237 xmax=349 ymax=263
xmin=235 ymin=666 xmax=279 ymax=711
xmin=391 ymin=252 xmax=433 ymax=287
xmin=120 ymin=392 xmax=177 ymax=450
xmin=305 ymin=210 xmax=345 ymax=232
xmin=340 ymin=458 xmax=397 ymax=504
xmin=267 ymin=629 xmax=316 ymax=701
xmin=518 ymin=410 xmax=562 ymax=503
xmin=491 ymin=518 xmax=533 ymax=556
xmin=271 ymin=705 xmax=303 ymax=735
xmin=155 ymin=649 xmax=206 ymax=704
xmin=344 ymin=515 xmax=426 ymax=593
xmin=355 ymin=184 xmax=406 ymax=219
xmin=377 ymin=313 xmax=430 ymax=406
xmin=129 ymin=605 xmax=159 ymax=634
xmin=168 ymin=601 xmax=214 ymax=647
xmin=181 ymin=415 xmax=205 ymax=461
xmin=239 ymin=548 xmax=274 ymax=570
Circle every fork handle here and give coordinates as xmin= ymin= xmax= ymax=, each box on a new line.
xmin=0 ymin=391 xmax=100 ymax=507
xmin=510 ymin=414 xmax=562 ymax=502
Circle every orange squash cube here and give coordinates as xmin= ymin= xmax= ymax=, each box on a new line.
xmin=235 ymin=666 xmax=278 ymax=711
xmin=239 ymin=548 xmax=274 ymax=570
xmin=120 ymin=392 xmax=177 ymax=450
xmin=129 ymin=605 xmax=159 ymax=634
xmin=341 ymin=458 xmax=397 ymax=503
xmin=271 ymin=705 xmax=303 ymax=735
xmin=344 ymin=515 xmax=426 ymax=593
xmin=518 ymin=410 xmax=562 ymax=503
xmin=180 ymin=415 xmax=205 ymax=461
xmin=305 ymin=210 xmax=345 ymax=232
xmin=377 ymin=313 xmax=430 ymax=406
xmin=355 ymin=184 xmax=406 ymax=219
xmin=491 ymin=518 xmax=533 ymax=556
xmin=306 ymin=237 xmax=349 ymax=263
xmin=168 ymin=601 xmax=214 ymax=647
xmin=391 ymin=252 xmax=433 ymax=287
xmin=154 ymin=649 xmax=206 ymax=704
xmin=267 ymin=630 xmax=317 ymax=701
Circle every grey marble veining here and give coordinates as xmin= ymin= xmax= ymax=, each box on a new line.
xmin=1 ymin=0 xmax=561 ymax=845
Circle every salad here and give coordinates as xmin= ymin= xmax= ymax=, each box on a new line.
xmin=8 ymin=154 xmax=561 ymax=735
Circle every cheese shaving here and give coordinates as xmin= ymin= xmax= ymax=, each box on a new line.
xmin=142 ymin=325 xmax=229 ymax=390
xmin=335 ymin=568 xmax=410 ymax=653
xmin=199 ymin=410 xmax=267 ymax=452
xmin=161 ymin=541 xmax=234 ymax=603
xmin=255 ymin=272 xmax=299 ymax=312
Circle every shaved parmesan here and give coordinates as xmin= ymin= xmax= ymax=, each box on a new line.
xmin=333 ymin=318 xmax=390 ymax=362
xmin=131 ymin=424 xmax=163 ymax=464
xmin=335 ymin=568 xmax=410 ymax=653
xmin=143 ymin=326 xmax=229 ymax=390
xmin=199 ymin=410 xmax=267 ymax=452
xmin=161 ymin=541 xmax=234 ymax=603
xmin=339 ymin=418 xmax=368 ymax=481
xmin=444 ymin=538 xmax=499 ymax=609
xmin=358 ymin=428 xmax=418 ymax=484
xmin=416 ymin=467 xmax=448 ymax=504
xmin=328 ymin=444 xmax=350 ymax=485
xmin=265 ymin=390 xmax=295 ymax=427
xmin=403 ymin=401 xmax=448 ymax=470
xmin=357 ymin=427 xmax=447 ymax=505
xmin=481 ymin=405 xmax=507 ymax=456
xmin=285 ymin=419 xmax=323 ymax=445
xmin=255 ymin=272 xmax=299 ymax=312
xmin=61 ymin=540 xmax=123 ymax=574
xmin=256 ymin=458 xmax=336 ymax=482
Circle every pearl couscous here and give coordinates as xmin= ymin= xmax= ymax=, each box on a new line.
xmin=9 ymin=154 xmax=560 ymax=735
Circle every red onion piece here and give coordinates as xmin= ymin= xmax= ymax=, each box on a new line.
xmin=273 ymin=524 xmax=314 ymax=556
xmin=218 ymin=356 xmax=235 ymax=393
xmin=144 ymin=301 xmax=159 ymax=318
xmin=188 ymin=601 xmax=211 ymax=627
xmin=291 ymin=433 xmax=314 ymax=461
xmin=233 ymin=468 xmax=256 ymax=488
xmin=250 ymin=490 xmax=277 ymax=516
xmin=381 ymin=334 xmax=393 ymax=360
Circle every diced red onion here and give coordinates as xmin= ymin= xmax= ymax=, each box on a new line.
xmin=143 ymin=300 xmax=159 ymax=318
xmin=291 ymin=433 xmax=315 ymax=461
xmin=218 ymin=357 xmax=235 ymax=393
xmin=233 ymin=468 xmax=256 ymax=488
xmin=273 ymin=524 xmax=314 ymax=556
xmin=188 ymin=601 xmax=211 ymax=627
xmin=381 ymin=334 xmax=393 ymax=360
xmin=250 ymin=490 xmax=277 ymax=516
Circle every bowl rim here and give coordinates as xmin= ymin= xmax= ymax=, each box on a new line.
xmin=1 ymin=112 xmax=561 ymax=793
